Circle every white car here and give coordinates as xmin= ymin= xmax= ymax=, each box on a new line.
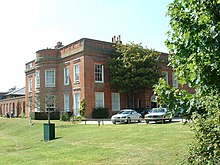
xmin=145 ymin=108 xmax=172 ymax=124
xmin=111 ymin=109 xmax=142 ymax=124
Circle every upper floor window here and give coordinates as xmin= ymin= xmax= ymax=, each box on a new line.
xmin=28 ymin=63 xmax=33 ymax=69
xmin=36 ymin=70 xmax=40 ymax=88
xmin=172 ymin=73 xmax=178 ymax=88
xmin=95 ymin=64 xmax=104 ymax=83
xmin=74 ymin=64 xmax=80 ymax=83
xmin=64 ymin=67 xmax=70 ymax=85
xmin=162 ymin=71 xmax=168 ymax=84
xmin=45 ymin=70 xmax=55 ymax=87
xmin=28 ymin=78 xmax=32 ymax=92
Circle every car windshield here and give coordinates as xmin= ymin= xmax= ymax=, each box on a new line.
xmin=118 ymin=110 xmax=131 ymax=114
xmin=150 ymin=108 xmax=165 ymax=113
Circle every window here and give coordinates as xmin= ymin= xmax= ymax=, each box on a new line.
xmin=74 ymin=64 xmax=80 ymax=83
xmin=28 ymin=63 xmax=33 ymax=69
xmin=162 ymin=71 xmax=168 ymax=84
xmin=35 ymin=95 xmax=40 ymax=112
xmin=172 ymin=73 xmax=178 ymax=88
xmin=64 ymin=67 xmax=70 ymax=85
xmin=64 ymin=93 xmax=70 ymax=112
xmin=95 ymin=64 xmax=104 ymax=82
xmin=36 ymin=70 xmax=40 ymax=88
xmin=45 ymin=70 xmax=55 ymax=87
xmin=74 ymin=93 xmax=80 ymax=116
xmin=29 ymin=78 xmax=32 ymax=92
xmin=46 ymin=95 xmax=55 ymax=111
xmin=112 ymin=93 xmax=120 ymax=111
xmin=95 ymin=92 xmax=104 ymax=108
xmin=28 ymin=98 xmax=32 ymax=113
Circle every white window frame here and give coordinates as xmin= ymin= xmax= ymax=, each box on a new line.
xmin=45 ymin=70 xmax=56 ymax=87
xmin=74 ymin=64 xmax=80 ymax=83
xmin=35 ymin=95 xmax=40 ymax=112
xmin=74 ymin=93 xmax=80 ymax=116
xmin=162 ymin=71 xmax=168 ymax=84
xmin=64 ymin=93 xmax=70 ymax=112
xmin=172 ymin=73 xmax=178 ymax=88
xmin=112 ymin=93 xmax=120 ymax=111
xmin=36 ymin=70 xmax=40 ymax=88
xmin=95 ymin=92 xmax=104 ymax=108
xmin=64 ymin=67 xmax=70 ymax=85
xmin=45 ymin=95 xmax=55 ymax=111
xmin=95 ymin=64 xmax=104 ymax=83
xmin=29 ymin=78 xmax=32 ymax=92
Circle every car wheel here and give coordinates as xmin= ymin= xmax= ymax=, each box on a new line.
xmin=138 ymin=117 xmax=141 ymax=123
xmin=127 ymin=118 xmax=131 ymax=124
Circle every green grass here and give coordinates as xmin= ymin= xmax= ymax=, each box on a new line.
xmin=0 ymin=118 xmax=193 ymax=165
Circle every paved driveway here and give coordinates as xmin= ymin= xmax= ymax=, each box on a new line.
xmin=79 ymin=118 xmax=184 ymax=125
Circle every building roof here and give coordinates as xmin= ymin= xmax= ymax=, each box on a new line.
xmin=5 ymin=87 xmax=25 ymax=96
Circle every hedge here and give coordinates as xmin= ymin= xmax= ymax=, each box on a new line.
xmin=31 ymin=111 xmax=60 ymax=120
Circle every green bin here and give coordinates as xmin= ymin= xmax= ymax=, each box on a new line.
xmin=44 ymin=123 xmax=55 ymax=141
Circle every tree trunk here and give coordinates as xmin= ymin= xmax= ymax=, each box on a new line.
xmin=128 ymin=90 xmax=135 ymax=108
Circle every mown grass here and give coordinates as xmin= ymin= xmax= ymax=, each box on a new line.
xmin=0 ymin=118 xmax=193 ymax=165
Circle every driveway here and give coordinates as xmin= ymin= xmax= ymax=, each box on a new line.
xmin=79 ymin=118 xmax=184 ymax=125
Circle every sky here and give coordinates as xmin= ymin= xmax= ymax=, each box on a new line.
xmin=0 ymin=0 xmax=173 ymax=92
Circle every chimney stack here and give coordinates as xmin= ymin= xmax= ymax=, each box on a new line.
xmin=112 ymin=35 xmax=122 ymax=44
xmin=55 ymin=42 xmax=63 ymax=49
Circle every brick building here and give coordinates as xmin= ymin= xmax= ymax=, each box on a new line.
xmin=0 ymin=88 xmax=26 ymax=117
xmin=25 ymin=38 xmax=193 ymax=118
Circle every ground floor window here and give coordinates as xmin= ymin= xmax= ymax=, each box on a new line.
xmin=95 ymin=92 xmax=104 ymax=108
xmin=74 ymin=93 xmax=80 ymax=116
xmin=64 ymin=93 xmax=70 ymax=112
xmin=112 ymin=93 xmax=120 ymax=111
xmin=35 ymin=96 xmax=40 ymax=112
xmin=46 ymin=95 xmax=55 ymax=111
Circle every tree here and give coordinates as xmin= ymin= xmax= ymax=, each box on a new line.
xmin=166 ymin=0 xmax=220 ymax=92
xmin=26 ymin=88 xmax=63 ymax=123
xmin=108 ymin=42 xmax=161 ymax=108
xmin=154 ymin=0 xmax=220 ymax=164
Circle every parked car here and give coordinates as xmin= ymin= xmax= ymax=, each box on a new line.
xmin=144 ymin=107 xmax=172 ymax=124
xmin=111 ymin=109 xmax=142 ymax=124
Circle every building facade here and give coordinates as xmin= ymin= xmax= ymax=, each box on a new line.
xmin=25 ymin=38 xmax=193 ymax=118
xmin=0 ymin=88 xmax=26 ymax=117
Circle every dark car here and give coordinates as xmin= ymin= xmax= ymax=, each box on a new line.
xmin=140 ymin=109 xmax=150 ymax=118
xmin=134 ymin=108 xmax=150 ymax=118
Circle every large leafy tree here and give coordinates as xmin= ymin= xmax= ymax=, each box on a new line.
xmin=108 ymin=42 xmax=161 ymax=108
xmin=154 ymin=0 xmax=220 ymax=164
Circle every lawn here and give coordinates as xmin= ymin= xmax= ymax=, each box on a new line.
xmin=0 ymin=118 xmax=193 ymax=165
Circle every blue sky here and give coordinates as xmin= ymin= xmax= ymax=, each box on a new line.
xmin=0 ymin=0 xmax=172 ymax=91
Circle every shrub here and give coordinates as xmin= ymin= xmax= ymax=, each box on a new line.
xmin=187 ymin=93 xmax=220 ymax=164
xmin=19 ymin=112 xmax=26 ymax=119
xmin=80 ymin=99 xmax=86 ymax=117
xmin=31 ymin=111 xmax=60 ymax=120
xmin=60 ymin=112 xmax=72 ymax=121
xmin=92 ymin=107 xmax=109 ymax=119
